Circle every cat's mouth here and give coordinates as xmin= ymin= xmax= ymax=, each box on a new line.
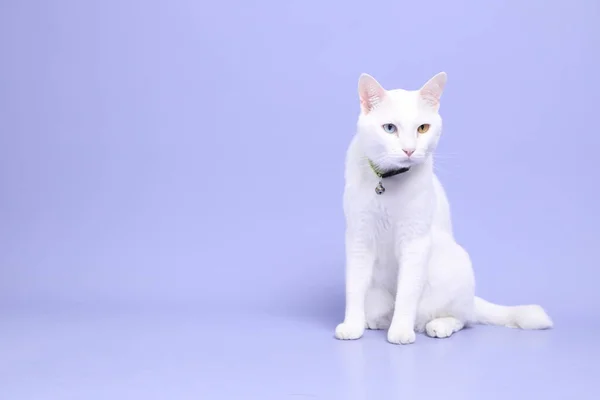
xmin=370 ymin=151 xmax=422 ymax=172
xmin=389 ymin=159 xmax=414 ymax=169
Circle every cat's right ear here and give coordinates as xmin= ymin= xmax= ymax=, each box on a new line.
xmin=358 ymin=74 xmax=386 ymax=114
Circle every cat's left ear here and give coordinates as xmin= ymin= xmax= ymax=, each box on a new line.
xmin=419 ymin=72 xmax=447 ymax=110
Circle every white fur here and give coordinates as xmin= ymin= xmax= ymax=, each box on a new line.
xmin=335 ymin=73 xmax=553 ymax=344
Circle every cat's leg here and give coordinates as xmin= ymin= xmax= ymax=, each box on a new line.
xmin=425 ymin=317 xmax=464 ymax=338
xmin=416 ymin=234 xmax=475 ymax=337
xmin=335 ymin=234 xmax=376 ymax=340
xmin=387 ymin=234 xmax=431 ymax=345
xmin=365 ymin=286 xmax=393 ymax=330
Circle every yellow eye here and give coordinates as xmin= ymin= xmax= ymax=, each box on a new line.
xmin=417 ymin=124 xmax=430 ymax=134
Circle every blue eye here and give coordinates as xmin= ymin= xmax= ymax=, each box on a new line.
xmin=382 ymin=123 xmax=397 ymax=134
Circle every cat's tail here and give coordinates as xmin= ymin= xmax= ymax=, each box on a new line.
xmin=473 ymin=296 xmax=553 ymax=329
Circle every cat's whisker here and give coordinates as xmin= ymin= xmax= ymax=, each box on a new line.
xmin=432 ymin=154 xmax=459 ymax=160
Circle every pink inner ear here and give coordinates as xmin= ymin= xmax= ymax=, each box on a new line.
xmin=420 ymin=87 xmax=441 ymax=107
xmin=420 ymin=73 xmax=447 ymax=108
xmin=359 ymin=75 xmax=386 ymax=114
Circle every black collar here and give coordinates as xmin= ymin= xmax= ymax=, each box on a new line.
xmin=368 ymin=159 xmax=410 ymax=179
xmin=380 ymin=167 xmax=410 ymax=178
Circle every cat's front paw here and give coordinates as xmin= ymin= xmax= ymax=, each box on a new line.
xmin=335 ymin=322 xmax=365 ymax=340
xmin=387 ymin=323 xmax=416 ymax=345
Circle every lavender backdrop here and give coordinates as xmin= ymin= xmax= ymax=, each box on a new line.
xmin=1 ymin=1 xmax=599 ymax=399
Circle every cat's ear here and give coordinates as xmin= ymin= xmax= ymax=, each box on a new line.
xmin=358 ymin=73 xmax=387 ymax=114
xmin=419 ymin=72 xmax=447 ymax=109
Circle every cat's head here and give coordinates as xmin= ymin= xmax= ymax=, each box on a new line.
xmin=356 ymin=72 xmax=447 ymax=171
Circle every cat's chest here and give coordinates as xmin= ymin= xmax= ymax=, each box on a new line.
xmin=346 ymin=182 xmax=434 ymax=242
xmin=351 ymin=183 xmax=423 ymax=218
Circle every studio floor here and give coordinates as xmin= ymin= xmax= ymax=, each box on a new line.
xmin=1 ymin=308 xmax=597 ymax=400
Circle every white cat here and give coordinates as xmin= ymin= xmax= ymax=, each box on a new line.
xmin=335 ymin=72 xmax=553 ymax=344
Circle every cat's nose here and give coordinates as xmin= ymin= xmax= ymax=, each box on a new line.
xmin=403 ymin=149 xmax=415 ymax=157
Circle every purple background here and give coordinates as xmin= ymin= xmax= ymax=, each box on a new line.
xmin=1 ymin=0 xmax=599 ymax=398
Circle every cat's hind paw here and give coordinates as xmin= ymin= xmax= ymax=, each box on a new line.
xmin=425 ymin=317 xmax=464 ymax=339
xmin=365 ymin=317 xmax=391 ymax=330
